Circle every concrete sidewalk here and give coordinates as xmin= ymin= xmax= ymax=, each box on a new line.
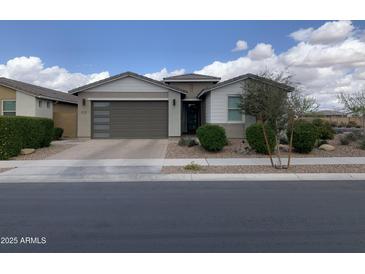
xmin=2 ymin=156 xmax=365 ymax=168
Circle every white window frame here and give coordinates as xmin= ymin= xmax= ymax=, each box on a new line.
xmin=2 ymin=100 xmax=16 ymax=116
xmin=227 ymin=95 xmax=243 ymax=123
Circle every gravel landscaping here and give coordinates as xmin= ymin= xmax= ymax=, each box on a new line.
xmin=166 ymin=134 xmax=365 ymax=158
xmin=10 ymin=143 xmax=75 ymax=160
xmin=162 ymin=164 xmax=365 ymax=174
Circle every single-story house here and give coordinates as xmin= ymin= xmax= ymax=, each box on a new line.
xmin=0 ymin=77 xmax=79 ymax=137
xmin=69 ymin=71 xmax=293 ymax=139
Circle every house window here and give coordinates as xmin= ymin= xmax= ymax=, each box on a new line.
xmin=228 ymin=96 xmax=242 ymax=121
xmin=38 ymin=100 xmax=42 ymax=108
xmin=2 ymin=100 xmax=16 ymax=116
xmin=47 ymin=101 xmax=51 ymax=108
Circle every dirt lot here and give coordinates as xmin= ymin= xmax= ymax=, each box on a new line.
xmin=10 ymin=143 xmax=75 ymax=160
xmin=162 ymin=164 xmax=365 ymax=174
xmin=166 ymin=134 xmax=365 ymax=158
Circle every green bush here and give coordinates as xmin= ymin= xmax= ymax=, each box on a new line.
xmin=53 ymin=127 xmax=64 ymax=140
xmin=289 ymin=120 xmax=318 ymax=153
xmin=312 ymin=118 xmax=335 ymax=140
xmin=196 ymin=124 xmax=227 ymax=152
xmin=0 ymin=116 xmax=54 ymax=160
xmin=0 ymin=117 xmax=23 ymax=160
xmin=246 ymin=123 xmax=276 ymax=154
xmin=340 ymin=136 xmax=350 ymax=145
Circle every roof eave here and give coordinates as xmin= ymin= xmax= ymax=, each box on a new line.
xmin=69 ymin=72 xmax=188 ymax=95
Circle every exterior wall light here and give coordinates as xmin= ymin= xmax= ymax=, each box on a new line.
xmin=82 ymin=98 xmax=86 ymax=106
xmin=173 ymin=99 xmax=176 ymax=106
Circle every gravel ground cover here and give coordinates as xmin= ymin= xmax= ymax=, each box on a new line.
xmin=162 ymin=164 xmax=365 ymax=174
xmin=10 ymin=143 xmax=75 ymax=160
xmin=166 ymin=134 xmax=365 ymax=158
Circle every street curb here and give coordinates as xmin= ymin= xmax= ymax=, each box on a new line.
xmin=0 ymin=173 xmax=365 ymax=183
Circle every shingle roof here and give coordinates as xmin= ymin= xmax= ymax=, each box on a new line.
xmin=197 ymin=73 xmax=294 ymax=97
xmin=68 ymin=71 xmax=188 ymax=94
xmin=163 ymin=73 xmax=221 ymax=82
xmin=0 ymin=77 xmax=78 ymax=104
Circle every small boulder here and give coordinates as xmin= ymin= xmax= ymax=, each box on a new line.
xmin=278 ymin=144 xmax=290 ymax=152
xmin=20 ymin=148 xmax=35 ymax=155
xmin=319 ymin=144 xmax=335 ymax=151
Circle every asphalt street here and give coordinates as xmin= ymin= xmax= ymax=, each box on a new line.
xmin=1 ymin=180 xmax=365 ymax=252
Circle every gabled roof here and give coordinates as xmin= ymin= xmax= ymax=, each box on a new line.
xmin=68 ymin=71 xmax=188 ymax=94
xmin=197 ymin=73 xmax=294 ymax=98
xmin=163 ymin=73 xmax=221 ymax=82
xmin=0 ymin=77 xmax=78 ymax=104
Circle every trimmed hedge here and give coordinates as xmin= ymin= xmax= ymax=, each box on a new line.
xmin=246 ymin=123 xmax=276 ymax=154
xmin=289 ymin=120 xmax=318 ymax=153
xmin=0 ymin=116 xmax=54 ymax=160
xmin=53 ymin=127 xmax=64 ymax=140
xmin=196 ymin=124 xmax=227 ymax=152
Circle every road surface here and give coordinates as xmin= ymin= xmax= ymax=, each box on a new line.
xmin=1 ymin=180 xmax=365 ymax=252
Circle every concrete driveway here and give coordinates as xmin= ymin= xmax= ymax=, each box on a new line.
xmin=47 ymin=139 xmax=168 ymax=160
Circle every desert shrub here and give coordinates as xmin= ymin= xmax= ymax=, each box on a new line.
xmin=246 ymin=123 xmax=276 ymax=154
xmin=289 ymin=120 xmax=318 ymax=153
xmin=196 ymin=124 xmax=227 ymax=152
xmin=184 ymin=162 xmax=202 ymax=171
xmin=344 ymin=132 xmax=357 ymax=142
xmin=0 ymin=116 xmax=54 ymax=160
xmin=312 ymin=118 xmax=335 ymax=140
xmin=178 ymin=137 xmax=198 ymax=147
xmin=340 ymin=135 xmax=350 ymax=145
xmin=359 ymin=139 xmax=365 ymax=150
xmin=53 ymin=127 xmax=64 ymax=140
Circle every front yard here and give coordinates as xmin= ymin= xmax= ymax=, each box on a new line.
xmin=166 ymin=134 xmax=365 ymax=158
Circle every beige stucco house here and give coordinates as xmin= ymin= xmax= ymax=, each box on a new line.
xmin=0 ymin=77 xmax=79 ymax=137
xmin=69 ymin=71 xmax=293 ymax=139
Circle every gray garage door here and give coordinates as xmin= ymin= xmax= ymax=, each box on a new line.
xmin=92 ymin=101 xmax=168 ymax=139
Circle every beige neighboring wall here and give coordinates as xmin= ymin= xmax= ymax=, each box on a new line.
xmin=53 ymin=102 xmax=78 ymax=138
xmin=0 ymin=86 xmax=16 ymax=114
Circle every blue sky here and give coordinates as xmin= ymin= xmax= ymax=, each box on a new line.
xmin=1 ymin=20 xmax=363 ymax=75
xmin=1 ymin=20 xmax=365 ymax=109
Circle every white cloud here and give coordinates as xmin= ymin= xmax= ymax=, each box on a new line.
xmin=0 ymin=56 xmax=109 ymax=91
xmin=232 ymin=40 xmax=248 ymax=52
xmin=144 ymin=68 xmax=185 ymax=80
xmin=248 ymin=43 xmax=274 ymax=60
xmin=289 ymin=20 xmax=354 ymax=44
xmin=196 ymin=21 xmax=365 ymax=109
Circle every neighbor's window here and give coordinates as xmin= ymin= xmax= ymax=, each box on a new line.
xmin=47 ymin=101 xmax=51 ymax=108
xmin=38 ymin=100 xmax=42 ymax=108
xmin=2 ymin=100 xmax=16 ymax=116
xmin=228 ymin=96 xmax=242 ymax=121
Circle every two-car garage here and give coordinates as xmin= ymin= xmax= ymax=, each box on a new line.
xmin=71 ymin=72 xmax=184 ymax=139
xmin=92 ymin=101 xmax=168 ymax=139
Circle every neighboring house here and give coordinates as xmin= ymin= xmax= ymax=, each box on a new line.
xmin=69 ymin=71 xmax=293 ymax=139
xmin=0 ymin=77 xmax=79 ymax=137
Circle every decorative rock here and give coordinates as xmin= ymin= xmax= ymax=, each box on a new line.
xmin=20 ymin=148 xmax=35 ymax=155
xmin=319 ymin=144 xmax=335 ymax=151
xmin=278 ymin=144 xmax=290 ymax=152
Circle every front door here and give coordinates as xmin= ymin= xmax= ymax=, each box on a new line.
xmin=186 ymin=103 xmax=199 ymax=134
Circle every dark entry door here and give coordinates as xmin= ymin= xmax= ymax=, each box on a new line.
xmin=186 ymin=103 xmax=199 ymax=134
